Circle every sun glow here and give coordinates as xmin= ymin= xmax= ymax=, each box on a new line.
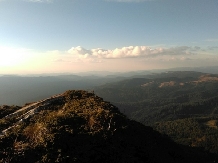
xmin=0 ymin=46 xmax=32 ymax=66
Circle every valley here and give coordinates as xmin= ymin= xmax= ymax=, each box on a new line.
xmin=1 ymin=70 xmax=218 ymax=162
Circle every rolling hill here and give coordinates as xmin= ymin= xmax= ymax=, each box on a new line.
xmin=94 ymin=71 xmax=218 ymax=153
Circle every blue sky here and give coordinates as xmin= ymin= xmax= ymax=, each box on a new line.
xmin=0 ymin=0 xmax=218 ymax=74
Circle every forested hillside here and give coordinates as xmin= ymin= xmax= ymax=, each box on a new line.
xmin=94 ymin=71 xmax=218 ymax=153
xmin=155 ymin=117 xmax=218 ymax=153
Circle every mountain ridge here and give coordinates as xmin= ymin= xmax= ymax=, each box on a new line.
xmin=0 ymin=90 xmax=216 ymax=162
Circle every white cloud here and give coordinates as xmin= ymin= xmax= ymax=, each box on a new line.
xmin=66 ymin=46 xmax=196 ymax=59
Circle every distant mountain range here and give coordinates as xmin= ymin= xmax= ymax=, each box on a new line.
xmin=0 ymin=90 xmax=216 ymax=162
xmin=0 ymin=75 xmax=126 ymax=106
xmin=1 ymin=66 xmax=218 ymax=106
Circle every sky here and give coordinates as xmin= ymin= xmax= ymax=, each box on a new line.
xmin=0 ymin=0 xmax=218 ymax=74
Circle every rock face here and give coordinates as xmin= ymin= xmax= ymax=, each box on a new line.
xmin=0 ymin=90 xmax=216 ymax=162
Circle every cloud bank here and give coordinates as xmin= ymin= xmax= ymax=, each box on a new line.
xmin=66 ymin=46 xmax=197 ymax=59
xmin=0 ymin=45 xmax=217 ymax=74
